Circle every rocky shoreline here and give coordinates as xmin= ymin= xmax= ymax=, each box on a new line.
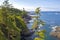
xmin=50 ymin=26 xmax=60 ymax=39
xmin=22 ymin=14 xmax=31 ymax=24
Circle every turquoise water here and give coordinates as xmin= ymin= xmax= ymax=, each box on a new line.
xmin=28 ymin=11 xmax=60 ymax=40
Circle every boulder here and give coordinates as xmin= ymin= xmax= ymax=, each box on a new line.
xmin=50 ymin=26 xmax=60 ymax=39
xmin=56 ymin=27 xmax=60 ymax=32
xmin=50 ymin=32 xmax=57 ymax=37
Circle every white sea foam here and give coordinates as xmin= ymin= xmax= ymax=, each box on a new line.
xmin=39 ymin=24 xmax=43 ymax=27
xmin=51 ymin=26 xmax=58 ymax=31
xmin=29 ymin=20 xmax=34 ymax=22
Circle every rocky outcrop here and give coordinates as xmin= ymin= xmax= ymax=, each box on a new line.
xmin=22 ymin=14 xmax=31 ymax=23
xmin=21 ymin=29 xmax=35 ymax=40
xmin=50 ymin=26 xmax=60 ymax=39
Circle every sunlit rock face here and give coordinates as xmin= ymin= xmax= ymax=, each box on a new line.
xmin=50 ymin=26 xmax=60 ymax=39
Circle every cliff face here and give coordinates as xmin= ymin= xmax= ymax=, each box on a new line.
xmin=22 ymin=14 xmax=31 ymax=23
xmin=50 ymin=27 xmax=60 ymax=39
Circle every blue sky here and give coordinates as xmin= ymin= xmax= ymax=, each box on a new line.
xmin=0 ymin=0 xmax=60 ymax=11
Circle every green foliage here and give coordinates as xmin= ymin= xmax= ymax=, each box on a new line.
xmin=0 ymin=30 xmax=7 ymax=40
xmin=21 ymin=8 xmax=27 ymax=16
xmin=15 ymin=16 xmax=28 ymax=30
xmin=33 ymin=7 xmax=46 ymax=40
xmin=32 ymin=7 xmax=40 ymax=30
xmin=35 ymin=7 xmax=40 ymax=14
xmin=39 ymin=20 xmax=45 ymax=26
xmin=37 ymin=30 xmax=46 ymax=38
xmin=34 ymin=37 xmax=44 ymax=40
xmin=0 ymin=0 xmax=29 ymax=40
xmin=34 ymin=37 xmax=41 ymax=40
xmin=32 ymin=20 xmax=38 ymax=29
xmin=32 ymin=7 xmax=45 ymax=29
xmin=34 ymin=30 xmax=46 ymax=40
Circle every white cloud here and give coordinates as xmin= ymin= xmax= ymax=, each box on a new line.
xmin=13 ymin=4 xmax=36 ymax=11
xmin=0 ymin=0 xmax=4 ymax=5
xmin=13 ymin=4 xmax=60 ymax=11
xmin=0 ymin=0 xmax=60 ymax=11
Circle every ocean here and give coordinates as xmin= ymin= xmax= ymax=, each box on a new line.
xmin=27 ymin=11 xmax=60 ymax=40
